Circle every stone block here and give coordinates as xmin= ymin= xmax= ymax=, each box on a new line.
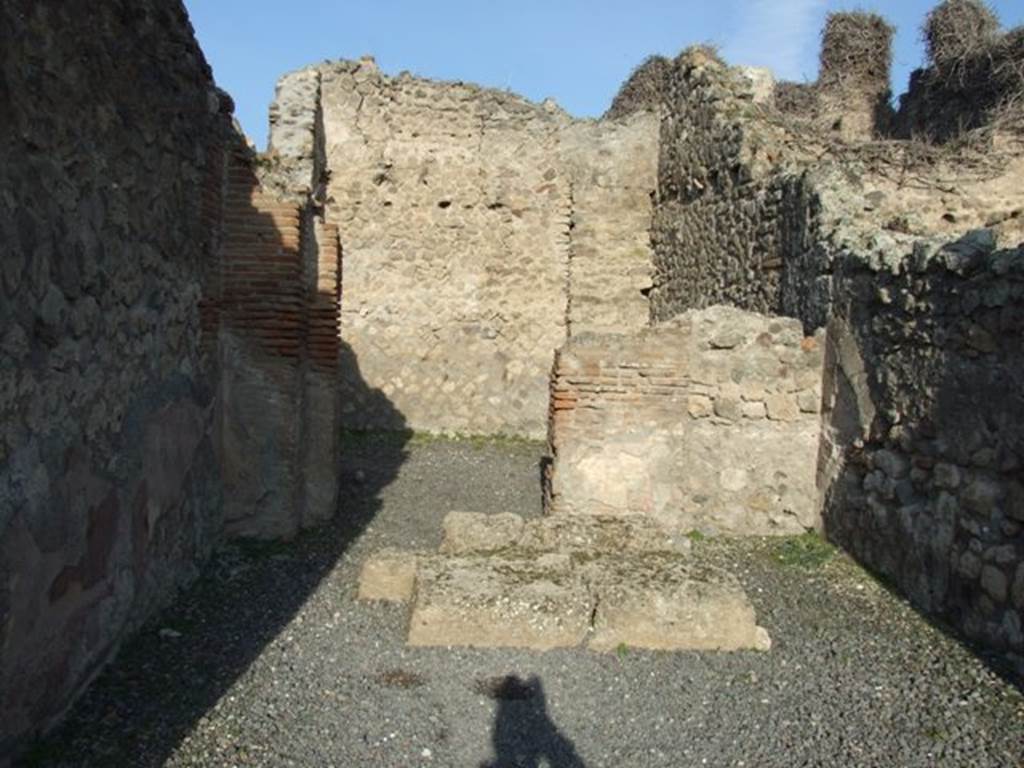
xmin=583 ymin=556 xmax=771 ymax=652
xmin=714 ymin=396 xmax=742 ymax=421
xmin=981 ymin=565 xmax=1008 ymax=603
xmin=796 ymin=389 xmax=820 ymax=413
xmin=358 ymin=548 xmax=419 ymax=602
xmin=687 ymin=394 xmax=713 ymax=418
xmin=740 ymin=400 xmax=767 ymax=420
xmin=1012 ymin=564 xmax=1024 ymax=610
xmin=518 ymin=514 xmax=690 ymax=556
xmin=764 ymin=394 xmax=799 ymax=422
xmin=407 ymin=554 xmax=590 ymax=650
xmin=439 ymin=511 xmax=525 ymax=555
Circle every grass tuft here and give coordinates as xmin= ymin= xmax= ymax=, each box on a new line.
xmin=772 ymin=531 xmax=835 ymax=568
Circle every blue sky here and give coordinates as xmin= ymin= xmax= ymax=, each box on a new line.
xmin=184 ymin=1 xmax=1023 ymax=149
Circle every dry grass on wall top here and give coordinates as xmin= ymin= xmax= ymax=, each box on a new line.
xmin=604 ymin=55 xmax=671 ymax=119
xmin=818 ymin=11 xmax=894 ymax=92
xmin=924 ymin=0 xmax=1002 ymax=74
xmin=920 ymin=0 xmax=1023 ymax=100
xmin=774 ymin=81 xmax=818 ymax=117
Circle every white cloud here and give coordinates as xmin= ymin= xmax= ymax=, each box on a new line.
xmin=722 ymin=0 xmax=827 ymax=82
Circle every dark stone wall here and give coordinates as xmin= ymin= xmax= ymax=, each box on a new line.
xmin=0 ymin=0 xmax=228 ymax=753
xmin=649 ymin=49 xmax=809 ymax=324
xmin=820 ymin=235 xmax=1024 ymax=677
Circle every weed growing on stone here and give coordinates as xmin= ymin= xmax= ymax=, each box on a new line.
xmin=616 ymin=642 xmax=630 ymax=661
xmin=339 ymin=428 xmax=414 ymax=448
xmin=342 ymin=428 xmax=544 ymax=452
xmin=772 ymin=531 xmax=835 ymax=568
xmin=686 ymin=529 xmax=706 ymax=543
xmin=408 ymin=430 xmax=545 ymax=452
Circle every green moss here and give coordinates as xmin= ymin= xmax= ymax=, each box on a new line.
xmin=686 ymin=529 xmax=706 ymax=543
xmin=340 ymin=428 xmax=544 ymax=452
xmin=339 ymin=428 xmax=414 ymax=448
xmin=415 ymin=431 xmax=545 ymax=451
xmin=772 ymin=531 xmax=835 ymax=569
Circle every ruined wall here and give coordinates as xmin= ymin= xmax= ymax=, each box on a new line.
xmin=282 ymin=59 xmax=659 ymax=438
xmin=604 ymin=55 xmax=671 ymax=120
xmin=562 ymin=115 xmax=660 ymax=336
xmin=650 ymin=49 xmax=806 ymax=322
xmin=547 ymin=307 xmax=823 ymax=535
xmin=805 ymin=12 xmax=895 ymax=141
xmin=217 ymin=73 xmax=342 ymax=538
xmin=820 ymin=233 xmax=1024 ymax=676
xmin=0 ymin=1 xmax=227 ymax=753
xmin=782 ymin=151 xmax=1024 ymax=332
xmin=622 ymin=24 xmax=1022 ymax=673
xmin=897 ymin=2 xmax=1023 ymax=143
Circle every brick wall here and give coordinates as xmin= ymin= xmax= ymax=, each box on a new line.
xmin=547 ymin=307 xmax=824 ymax=535
xmin=217 ymin=140 xmax=342 ymax=538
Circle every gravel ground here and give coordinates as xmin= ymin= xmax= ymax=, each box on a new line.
xmin=22 ymin=435 xmax=1024 ymax=768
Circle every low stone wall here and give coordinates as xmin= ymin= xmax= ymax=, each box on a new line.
xmin=546 ymin=307 xmax=824 ymax=535
xmin=820 ymin=233 xmax=1024 ymax=675
xmin=0 ymin=1 xmax=227 ymax=753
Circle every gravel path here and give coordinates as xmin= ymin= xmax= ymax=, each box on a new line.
xmin=24 ymin=436 xmax=1024 ymax=767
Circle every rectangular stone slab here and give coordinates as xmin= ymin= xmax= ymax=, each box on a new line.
xmin=357 ymin=548 xmax=419 ymax=602
xmin=518 ymin=514 xmax=691 ymax=556
xmin=437 ymin=510 xmax=690 ymax=557
xmin=439 ymin=511 xmax=525 ymax=555
xmin=407 ymin=554 xmax=591 ymax=650
xmin=582 ymin=556 xmax=771 ymax=652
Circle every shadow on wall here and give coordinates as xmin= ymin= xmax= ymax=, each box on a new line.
xmin=818 ymin=234 xmax=1024 ymax=689
xmin=9 ymin=106 xmax=408 ymax=763
xmin=479 ymin=675 xmax=587 ymax=768
xmin=18 ymin=341 xmax=409 ymax=766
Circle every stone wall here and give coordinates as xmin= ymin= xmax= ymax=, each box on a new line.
xmin=276 ymin=59 xmax=659 ymax=438
xmin=547 ymin=306 xmax=824 ymax=535
xmin=650 ymin=44 xmax=1024 ymax=336
xmin=216 ymin=140 xmax=342 ymax=538
xmin=642 ymin=28 xmax=1023 ymax=673
xmin=562 ymin=115 xmax=660 ymax=336
xmin=650 ymin=49 xmax=806 ymax=322
xmin=0 ymin=1 xmax=227 ymax=753
xmin=819 ymin=233 xmax=1024 ymax=676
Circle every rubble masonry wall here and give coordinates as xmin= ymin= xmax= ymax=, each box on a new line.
xmin=650 ymin=50 xmax=815 ymax=325
xmin=820 ymin=235 xmax=1024 ymax=674
xmin=0 ymin=1 xmax=226 ymax=752
xmin=285 ymin=59 xmax=660 ymax=438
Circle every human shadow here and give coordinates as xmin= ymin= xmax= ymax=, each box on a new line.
xmin=479 ymin=675 xmax=587 ymax=768
xmin=15 ymin=128 xmax=410 ymax=765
